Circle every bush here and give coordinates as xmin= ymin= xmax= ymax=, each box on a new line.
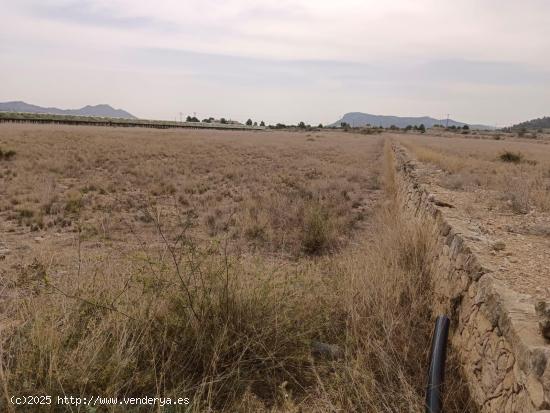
xmin=0 ymin=148 xmax=16 ymax=160
xmin=301 ymin=203 xmax=334 ymax=255
xmin=502 ymin=179 xmax=531 ymax=214
xmin=3 ymin=228 xmax=327 ymax=410
xmin=499 ymin=151 xmax=523 ymax=163
xmin=64 ymin=191 xmax=83 ymax=214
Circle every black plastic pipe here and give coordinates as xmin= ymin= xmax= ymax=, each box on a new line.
xmin=425 ymin=315 xmax=450 ymax=413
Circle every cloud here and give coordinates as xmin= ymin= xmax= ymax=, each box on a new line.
xmin=11 ymin=0 xmax=550 ymax=62
xmin=1 ymin=0 xmax=550 ymax=125
xmin=129 ymin=48 xmax=550 ymax=88
xmin=27 ymin=0 xmax=175 ymax=31
xmin=411 ymin=59 xmax=550 ymax=86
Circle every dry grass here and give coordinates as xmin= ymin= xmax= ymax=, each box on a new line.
xmin=399 ymin=134 xmax=550 ymax=213
xmin=0 ymin=126 xmax=377 ymax=256
xmin=0 ymin=125 xmax=473 ymax=411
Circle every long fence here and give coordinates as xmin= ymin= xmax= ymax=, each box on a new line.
xmin=0 ymin=116 xmax=265 ymax=131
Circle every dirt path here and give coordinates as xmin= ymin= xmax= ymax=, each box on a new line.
xmin=398 ymin=142 xmax=550 ymax=302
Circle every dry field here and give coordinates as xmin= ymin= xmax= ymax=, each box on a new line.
xmin=398 ymin=133 xmax=550 ymax=214
xmin=396 ymin=132 xmax=550 ymax=301
xmin=0 ymin=125 xmax=472 ymax=412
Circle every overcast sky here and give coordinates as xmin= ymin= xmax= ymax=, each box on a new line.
xmin=1 ymin=0 xmax=549 ymax=126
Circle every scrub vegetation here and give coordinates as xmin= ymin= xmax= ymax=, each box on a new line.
xmin=0 ymin=125 xmax=473 ymax=412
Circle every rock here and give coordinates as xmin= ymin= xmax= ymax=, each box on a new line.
xmin=434 ymin=199 xmax=455 ymax=208
xmin=527 ymin=225 xmax=550 ymax=237
xmin=492 ymin=241 xmax=506 ymax=251
xmin=311 ymin=340 xmax=343 ymax=360
xmin=534 ymin=301 xmax=550 ymax=340
xmin=525 ymin=373 xmax=546 ymax=409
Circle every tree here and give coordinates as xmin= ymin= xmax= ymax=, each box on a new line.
xmin=260 ymin=121 xmax=265 ymax=127
xmin=462 ymin=124 xmax=470 ymax=130
xmin=318 ymin=123 xmax=323 ymax=128
xmin=253 ymin=121 xmax=258 ymax=126
xmin=246 ymin=119 xmax=253 ymax=126
xmin=220 ymin=118 xmax=227 ymax=124
xmin=202 ymin=118 xmax=211 ymax=123
xmin=340 ymin=122 xmax=350 ymax=128
xmin=419 ymin=124 xmax=426 ymax=133
xmin=186 ymin=115 xmax=199 ymax=122
xmin=405 ymin=125 xmax=413 ymax=131
xmin=298 ymin=121 xmax=306 ymax=129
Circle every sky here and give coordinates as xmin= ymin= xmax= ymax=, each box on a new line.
xmin=1 ymin=0 xmax=550 ymax=126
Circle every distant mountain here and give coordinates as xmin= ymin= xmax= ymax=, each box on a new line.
xmin=0 ymin=101 xmax=136 ymax=119
xmin=330 ymin=112 xmax=492 ymax=130
xmin=511 ymin=116 xmax=550 ymax=130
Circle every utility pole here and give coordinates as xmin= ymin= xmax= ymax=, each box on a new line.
xmin=445 ymin=114 xmax=450 ymax=128
xmin=179 ymin=112 xmax=182 ymax=123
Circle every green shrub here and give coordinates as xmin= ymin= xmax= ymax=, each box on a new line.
xmin=499 ymin=151 xmax=523 ymax=163
xmin=64 ymin=191 xmax=83 ymax=214
xmin=301 ymin=203 xmax=334 ymax=255
xmin=0 ymin=148 xmax=16 ymax=160
xmin=18 ymin=208 xmax=34 ymax=218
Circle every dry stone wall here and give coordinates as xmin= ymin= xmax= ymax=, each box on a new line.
xmin=392 ymin=143 xmax=550 ymax=412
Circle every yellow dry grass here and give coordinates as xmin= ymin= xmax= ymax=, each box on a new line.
xmin=0 ymin=125 xmax=473 ymax=412
xmin=398 ymin=134 xmax=550 ymax=214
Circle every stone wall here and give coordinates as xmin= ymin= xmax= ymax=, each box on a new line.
xmin=391 ymin=143 xmax=550 ymax=412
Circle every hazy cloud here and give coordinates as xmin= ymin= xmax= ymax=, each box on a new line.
xmin=28 ymin=1 xmax=175 ymax=31
xmin=2 ymin=0 xmax=550 ymax=125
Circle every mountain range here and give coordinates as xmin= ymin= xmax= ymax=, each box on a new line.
xmin=330 ymin=112 xmax=493 ymax=130
xmin=0 ymin=101 xmax=136 ymax=119
xmin=511 ymin=116 xmax=550 ymax=130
